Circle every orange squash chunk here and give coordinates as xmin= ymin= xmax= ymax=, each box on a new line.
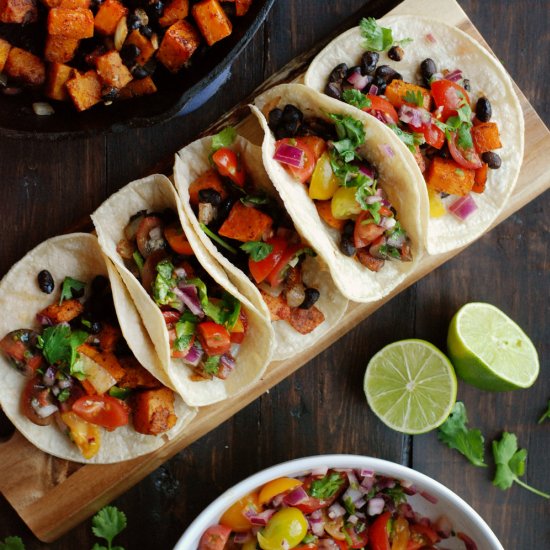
xmin=0 ymin=38 xmax=11 ymax=72
xmin=95 ymin=50 xmax=133 ymax=89
xmin=157 ymin=19 xmax=200 ymax=73
xmin=48 ymin=8 xmax=94 ymax=39
xmin=45 ymin=62 xmax=73 ymax=100
xmin=44 ymin=35 xmax=79 ymax=63
xmin=0 ymin=0 xmax=37 ymax=23
xmin=426 ymin=157 xmax=474 ymax=197
xmin=188 ymin=169 xmax=228 ymax=206
xmin=472 ymin=162 xmax=488 ymax=194
xmin=159 ymin=0 xmax=188 ymax=27
xmin=192 ymin=0 xmax=232 ymax=46
xmin=4 ymin=47 xmax=45 ymax=85
xmin=472 ymin=122 xmax=502 ymax=154
xmin=39 ymin=298 xmax=84 ymax=324
xmin=315 ymin=200 xmax=345 ymax=231
xmin=132 ymin=388 xmax=177 ymax=435
xmin=218 ymin=202 xmax=273 ymax=242
xmin=94 ymin=0 xmax=127 ymax=35
xmin=119 ymin=76 xmax=157 ymax=99
xmin=385 ymin=79 xmax=431 ymax=110
xmin=66 ymin=69 xmax=102 ymax=111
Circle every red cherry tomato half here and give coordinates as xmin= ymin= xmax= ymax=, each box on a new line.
xmin=212 ymin=147 xmax=246 ymax=187
xmin=365 ymin=94 xmax=399 ymax=124
xmin=164 ymin=223 xmax=194 ymax=256
xmin=447 ymin=130 xmax=483 ymax=169
xmin=421 ymin=121 xmax=446 ymax=149
xmin=21 ymin=376 xmax=54 ymax=426
xmin=248 ymin=236 xmax=287 ymax=284
xmin=430 ymin=80 xmax=470 ymax=122
xmin=162 ymin=309 xmax=181 ymax=326
xmin=276 ymin=138 xmax=316 ymax=184
xmin=198 ymin=524 xmax=231 ymax=550
xmin=0 ymin=329 xmax=43 ymax=375
xmin=265 ymin=243 xmax=303 ymax=288
xmin=72 ymin=395 xmax=130 ymax=429
xmin=354 ymin=211 xmax=385 ymax=249
xmin=369 ymin=511 xmax=391 ymax=550
xmin=344 ymin=523 xmax=370 ymax=549
xmin=197 ymin=321 xmax=231 ymax=356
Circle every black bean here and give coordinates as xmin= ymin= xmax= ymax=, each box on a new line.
xmin=132 ymin=65 xmax=149 ymax=79
xmin=37 ymin=270 xmax=54 ymax=294
xmin=375 ymin=65 xmax=399 ymax=82
xmin=217 ymin=197 xmax=234 ymax=221
xmin=198 ymin=188 xmax=222 ymax=205
xmin=299 ymin=288 xmax=320 ymax=310
xmin=89 ymin=320 xmax=102 ymax=335
xmin=268 ymin=108 xmax=283 ymax=129
xmin=475 ymin=97 xmax=492 ymax=122
xmin=371 ymin=76 xmax=386 ymax=94
xmin=139 ymin=25 xmax=153 ymax=39
xmin=101 ymin=86 xmax=119 ymax=101
xmin=91 ymin=275 xmax=110 ymax=296
xmin=127 ymin=13 xmax=141 ymax=30
xmin=120 ymin=44 xmax=140 ymax=66
xmin=282 ymin=104 xmax=303 ymax=124
xmin=462 ymin=78 xmax=471 ymax=92
xmin=150 ymin=0 xmax=163 ymax=16
xmin=361 ymin=51 xmax=379 ymax=75
xmin=420 ymin=58 xmax=436 ymax=86
xmin=328 ymin=63 xmax=348 ymax=83
xmin=282 ymin=118 xmax=300 ymax=137
xmin=340 ymin=236 xmax=356 ymax=257
xmin=388 ymin=45 xmax=404 ymax=61
xmin=275 ymin=126 xmax=290 ymax=140
xmin=71 ymin=286 xmax=85 ymax=299
xmin=481 ymin=151 xmax=502 ymax=169
xmin=325 ymin=82 xmax=342 ymax=100
xmin=343 ymin=220 xmax=355 ymax=236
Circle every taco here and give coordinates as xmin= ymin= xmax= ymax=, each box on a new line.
xmin=304 ymin=15 xmax=524 ymax=255
xmin=252 ymin=83 xmax=425 ymax=303
xmin=173 ymin=128 xmax=348 ymax=361
xmin=0 ymin=233 xmax=195 ymax=463
xmin=91 ymin=174 xmax=274 ymax=407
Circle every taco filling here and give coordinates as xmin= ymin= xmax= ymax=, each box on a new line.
xmin=187 ymin=128 xmax=327 ymax=335
xmin=268 ymin=104 xmax=412 ymax=272
xmin=320 ymin=18 xmax=503 ymax=221
xmin=116 ymin=207 xmax=247 ymax=381
xmin=0 ymin=272 xmax=179 ymax=460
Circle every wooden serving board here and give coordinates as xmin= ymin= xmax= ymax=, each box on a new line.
xmin=1 ymin=0 xmax=549 ymax=542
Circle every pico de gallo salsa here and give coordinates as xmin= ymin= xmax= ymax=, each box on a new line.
xmin=198 ymin=468 xmax=476 ymax=549
xmin=0 ymin=271 xmax=179 ymax=460
xmin=116 ymin=207 xmax=248 ymax=381
xmin=268 ymin=105 xmax=412 ymax=272
xmin=189 ymin=127 xmax=326 ymax=335
xmin=323 ymin=18 xmax=503 ymax=221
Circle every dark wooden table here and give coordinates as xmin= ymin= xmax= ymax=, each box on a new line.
xmin=1 ymin=0 xmax=548 ymax=548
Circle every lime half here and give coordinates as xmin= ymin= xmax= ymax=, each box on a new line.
xmin=364 ymin=339 xmax=457 ymax=434
xmin=447 ymin=302 xmax=539 ymax=391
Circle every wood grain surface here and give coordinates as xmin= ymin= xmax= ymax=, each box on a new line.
xmin=0 ymin=0 xmax=548 ymax=548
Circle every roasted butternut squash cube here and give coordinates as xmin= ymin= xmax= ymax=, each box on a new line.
xmin=41 ymin=0 xmax=61 ymax=8
xmin=125 ymin=29 xmax=157 ymax=65
xmin=78 ymin=343 xmax=126 ymax=382
xmin=0 ymin=38 xmax=11 ymax=72
xmin=4 ymin=47 xmax=45 ymax=86
xmin=48 ymin=8 xmax=94 ymax=39
xmin=39 ymin=298 xmax=83 ymax=323
xmin=94 ymin=0 xmax=127 ymax=36
xmin=158 ymin=0 xmax=188 ymax=27
xmin=157 ymin=20 xmax=200 ymax=73
xmin=66 ymin=69 xmax=102 ymax=111
xmin=132 ymin=387 xmax=177 ymax=435
xmin=192 ymin=0 xmax=232 ymax=46
xmin=472 ymin=122 xmax=502 ymax=154
xmin=235 ymin=0 xmax=251 ymax=16
xmin=385 ymin=79 xmax=431 ymax=110
xmin=118 ymin=356 xmax=162 ymax=389
xmin=59 ymin=0 xmax=90 ymax=7
xmin=44 ymin=35 xmax=79 ymax=63
xmin=426 ymin=157 xmax=474 ymax=197
xmin=45 ymin=62 xmax=73 ymax=100
xmin=119 ymin=75 xmax=157 ymax=99
xmin=0 ymin=0 xmax=37 ymax=23
xmin=218 ymin=201 xmax=273 ymax=242
xmin=95 ymin=49 xmax=133 ymax=88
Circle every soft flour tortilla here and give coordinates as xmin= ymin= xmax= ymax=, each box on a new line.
xmin=305 ymin=15 xmax=524 ymax=255
xmin=253 ymin=83 xmax=426 ymax=303
xmin=91 ymin=175 xmax=274 ymax=407
xmin=173 ymin=134 xmax=348 ymax=361
xmin=0 ymin=233 xmax=195 ymax=464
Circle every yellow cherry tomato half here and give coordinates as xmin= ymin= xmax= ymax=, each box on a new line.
xmin=258 ymin=477 xmax=303 ymax=505
xmin=309 ymin=152 xmax=340 ymax=200
xmin=257 ymin=507 xmax=308 ymax=550
xmin=331 ymin=187 xmax=362 ymax=220
xmin=219 ymin=492 xmax=262 ymax=533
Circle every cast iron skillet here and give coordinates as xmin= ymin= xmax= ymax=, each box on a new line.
xmin=0 ymin=0 xmax=275 ymax=139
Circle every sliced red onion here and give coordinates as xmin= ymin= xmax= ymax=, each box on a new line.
xmin=364 ymin=195 xmax=381 ymax=204
xmin=233 ymin=532 xmax=253 ymax=544
xmin=360 ymin=469 xmax=374 ymax=478
xmin=372 ymin=110 xmax=393 ymax=124
xmin=358 ymin=165 xmax=376 ymax=180
xmin=445 ymin=69 xmax=463 ymax=83
xmin=182 ymin=344 xmax=203 ymax=367
xmin=220 ymin=353 xmax=236 ymax=372
xmin=449 ymin=194 xmax=477 ymax=220
xmin=274 ymin=142 xmax=305 ymax=168
xmin=379 ymin=216 xmax=396 ymax=230
xmin=58 ymin=377 xmax=72 ymax=390
xmin=425 ymin=32 xmax=437 ymax=43
xmin=343 ymin=485 xmax=363 ymax=504
xmin=398 ymin=105 xmax=431 ymax=128
xmin=311 ymin=466 xmax=329 ymax=476
xmin=457 ymin=532 xmax=478 ymax=550
xmin=378 ymin=143 xmax=394 ymax=158
xmin=246 ymin=508 xmax=275 ymax=526
xmin=353 ymin=498 xmax=366 ymax=510
xmin=52 ymin=386 xmax=60 ymax=397
xmin=346 ymin=469 xmax=360 ymax=489
xmin=32 ymin=398 xmax=58 ymax=418
xmin=283 ymin=485 xmax=309 ymax=506
xmin=360 ymin=476 xmax=375 ymax=491
xmin=398 ymin=502 xmax=415 ymax=520
xmin=419 ymin=490 xmax=438 ymax=504
xmin=368 ymin=84 xmax=378 ymax=96
xmin=176 ymin=284 xmax=204 ymax=317
xmin=169 ymin=288 xmax=186 ymax=312
xmin=43 ymin=367 xmax=56 ymax=387
xmin=347 ymin=71 xmax=370 ymax=90
xmin=375 ymin=476 xmax=396 ymax=490
xmin=328 ymin=502 xmax=346 ymax=519
xmin=36 ymin=313 xmax=54 ymax=326
xmin=403 ymin=484 xmax=418 ymax=496
xmin=367 ymin=497 xmax=385 ymax=516
xmin=347 ymin=514 xmax=358 ymax=525
xmin=435 ymin=515 xmax=453 ymax=538
xmin=174 ymin=267 xmax=187 ymax=279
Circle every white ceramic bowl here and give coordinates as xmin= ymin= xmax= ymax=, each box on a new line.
xmin=174 ymin=454 xmax=503 ymax=550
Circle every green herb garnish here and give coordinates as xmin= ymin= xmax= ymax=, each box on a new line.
xmin=240 ymin=194 xmax=270 ymax=207
xmin=342 ymin=89 xmax=371 ymax=110
xmin=240 ymin=241 xmax=273 ymax=262
xmin=200 ymin=223 xmax=238 ymax=254
xmin=109 ymin=387 xmax=132 ymax=400
xmin=403 ymin=90 xmax=424 ymax=107
xmin=360 ymin=17 xmax=393 ymax=51
xmin=211 ymin=127 xmax=237 ymax=152
xmin=538 ymin=399 xmax=550 ymax=424
xmin=387 ymin=123 xmax=425 ymax=152
xmin=59 ymin=276 xmax=85 ymax=305
xmin=132 ymin=250 xmax=144 ymax=272
xmin=0 ymin=536 xmax=25 ymax=550
xmin=174 ymin=319 xmax=196 ymax=352
xmin=91 ymin=506 xmax=127 ymax=550
xmin=309 ymin=472 xmax=344 ymax=500
xmin=152 ymin=259 xmax=182 ymax=310
xmin=37 ymin=325 xmax=88 ymax=372
xmin=203 ymin=355 xmax=221 ymax=376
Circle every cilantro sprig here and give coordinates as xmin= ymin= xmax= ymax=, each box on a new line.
xmin=537 ymin=399 xmax=550 ymax=424
xmin=37 ymin=325 xmax=88 ymax=373
xmin=309 ymin=472 xmax=345 ymax=500
xmin=360 ymin=17 xmax=393 ymax=51
xmin=438 ymin=402 xmax=487 ymax=467
xmin=240 ymin=240 xmax=273 ymax=262
xmin=387 ymin=123 xmax=425 ymax=153
xmin=59 ymin=276 xmax=85 ymax=305
xmin=92 ymin=506 xmax=127 ymax=550
xmin=0 ymin=537 xmax=25 ymax=550
xmin=492 ymin=433 xmax=550 ymax=499
xmin=403 ymin=90 xmax=424 ymax=107
xmin=211 ymin=127 xmax=237 ymax=152
xmin=342 ymin=89 xmax=371 ymax=110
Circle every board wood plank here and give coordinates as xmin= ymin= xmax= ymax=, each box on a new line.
xmin=0 ymin=0 xmax=548 ymax=542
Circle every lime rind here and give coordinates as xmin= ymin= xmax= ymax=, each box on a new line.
xmin=364 ymin=339 xmax=457 ymax=434
xmin=448 ymin=302 xmax=539 ymax=390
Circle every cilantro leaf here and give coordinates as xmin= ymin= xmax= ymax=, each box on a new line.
xmin=538 ymin=399 xmax=550 ymax=424
xmin=91 ymin=506 xmax=127 ymax=550
xmin=0 ymin=536 xmax=25 ymax=550
xmin=387 ymin=124 xmax=425 ymax=153
xmin=174 ymin=319 xmax=196 ymax=352
xmin=200 ymin=223 xmax=238 ymax=255
xmin=211 ymin=127 xmax=236 ymax=152
xmin=492 ymin=433 xmax=550 ymax=498
xmin=438 ymin=402 xmax=486 ymax=467
xmin=152 ymin=259 xmax=182 ymax=311
xmin=189 ymin=279 xmax=241 ymax=330
xmin=456 ymin=123 xmax=474 ymax=149
xmin=203 ymin=355 xmax=221 ymax=376
xmin=329 ymin=113 xmax=365 ymax=153
xmin=395 ymin=37 xmax=413 ymax=47
xmin=38 ymin=325 xmax=88 ymax=371
xmin=59 ymin=276 xmax=85 ymax=305
xmin=403 ymin=90 xmax=424 ymax=107
xmin=240 ymin=241 xmax=273 ymax=262
xmin=309 ymin=472 xmax=345 ymax=499
xmin=240 ymin=194 xmax=270 ymax=207
xmin=342 ymin=89 xmax=371 ymax=110
xmin=360 ymin=17 xmax=393 ymax=51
